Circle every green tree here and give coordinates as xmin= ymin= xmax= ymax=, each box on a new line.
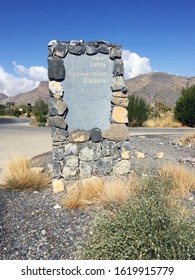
xmin=174 ymin=85 xmax=195 ymax=127
xmin=32 ymin=100 xmax=48 ymax=125
xmin=0 ymin=104 xmax=6 ymax=116
xmin=127 ymin=94 xmax=150 ymax=127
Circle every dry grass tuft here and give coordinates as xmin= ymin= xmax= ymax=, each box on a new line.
xmin=144 ymin=112 xmax=182 ymax=128
xmin=176 ymin=133 xmax=195 ymax=146
xmin=62 ymin=175 xmax=139 ymax=209
xmin=158 ymin=163 xmax=195 ymax=199
xmin=0 ymin=156 xmax=51 ymax=190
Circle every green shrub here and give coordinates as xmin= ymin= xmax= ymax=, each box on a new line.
xmin=174 ymin=85 xmax=195 ymax=127
xmin=127 ymin=94 xmax=150 ymax=127
xmin=32 ymin=100 xmax=48 ymax=125
xmin=79 ymin=177 xmax=195 ymax=260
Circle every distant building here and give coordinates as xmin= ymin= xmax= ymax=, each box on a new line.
xmin=6 ymin=102 xmax=15 ymax=107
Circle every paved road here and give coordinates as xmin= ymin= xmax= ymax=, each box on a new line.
xmin=0 ymin=117 xmax=195 ymax=169
xmin=129 ymin=127 xmax=195 ymax=136
xmin=0 ymin=118 xmax=52 ymax=169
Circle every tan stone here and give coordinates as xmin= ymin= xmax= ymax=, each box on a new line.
xmin=68 ymin=130 xmax=90 ymax=143
xmin=112 ymin=106 xmax=128 ymax=123
xmin=112 ymin=91 xmax=127 ymax=98
xmin=121 ymin=150 xmax=130 ymax=159
xmin=111 ymin=97 xmax=129 ymax=108
xmin=136 ymin=152 xmax=145 ymax=159
xmin=53 ymin=179 xmax=65 ymax=194
xmin=156 ymin=152 xmax=164 ymax=159
xmin=102 ymin=123 xmax=129 ymax=141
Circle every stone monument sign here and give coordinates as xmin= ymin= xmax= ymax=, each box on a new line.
xmin=62 ymin=52 xmax=113 ymax=130
xmin=47 ymin=40 xmax=130 ymax=193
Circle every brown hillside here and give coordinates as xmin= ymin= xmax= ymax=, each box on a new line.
xmin=0 ymin=81 xmax=48 ymax=106
xmin=0 ymin=72 xmax=195 ymax=107
xmin=126 ymin=72 xmax=195 ymax=107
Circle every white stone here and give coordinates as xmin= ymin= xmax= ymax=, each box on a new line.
xmin=113 ymin=160 xmax=131 ymax=175
xmin=49 ymin=81 xmax=63 ymax=97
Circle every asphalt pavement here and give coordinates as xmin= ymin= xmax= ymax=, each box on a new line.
xmin=0 ymin=117 xmax=195 ymax=169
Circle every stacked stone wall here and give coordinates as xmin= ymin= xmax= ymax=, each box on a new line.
xmin=47 ymin=40 xmax=130 ymax=192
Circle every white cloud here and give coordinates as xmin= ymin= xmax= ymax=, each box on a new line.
xmin=122 ymin=50 xmax=152 ymax=79
xmin=0 ymin=63 xmax=48 ymax=97
xmin=13 ymin=62 xmax=48 ymax=81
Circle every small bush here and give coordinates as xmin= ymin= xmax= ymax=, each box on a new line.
xmin=32 ymin=100 xmax=48 ymax=125
xmin=174 ymin=85 xmax=195 ymax=127
xmin=0 ymin=156 xmax=51 ymax=190
xmin=158 ymin=163 xmax=195 ymax=199
xmin=62 ymin=175 xmax=138 ymax=210
xmin=176 ymin=133 xmax=195 ymax=146
xmin=144 ymin=112 xmax=182 ymax=128
xmin=127 ymin=94 xmax=150 ymax=127
xmin=79 ymin=176 xmax=195 ymax=260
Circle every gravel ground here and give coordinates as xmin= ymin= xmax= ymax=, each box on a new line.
xmin=0 ymin=134 xmax=195 ymax=260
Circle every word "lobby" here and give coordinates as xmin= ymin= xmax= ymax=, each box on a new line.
xmin=90 ymin=62 xmax=106 ymax=69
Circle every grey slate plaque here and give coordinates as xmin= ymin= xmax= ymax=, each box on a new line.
xmin=62 ymin=53 xmax=114 ymax=131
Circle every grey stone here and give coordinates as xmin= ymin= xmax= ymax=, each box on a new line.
xmin=111 ymin=96 xmax=129 ymax=108
xmin=93 ymin=158 xmax=113 ymax=176
xmin=79 ymin=161 xmax=92 ymax=178
xmin=101 ymin=140 xmax=118 ymax=157
xmin=98 ymin=44 xmax=109 ymax=54
xmin=68 ymin=130 xmax=90 ymax=143
xmin=64 ymin=143 xmax=79 ymax=156
xmin=53 ymin=161 xmax=62 ymax=178
xmin=69 ymin=40 xmax=83 ymax=46
xmin=113 ymin=59 xmax=124 ymax=76
xmin=54 ymin=42 xmax=68 ymax=58
xmin=48 ymin=97 xmax=68 ymax=116
xmin=48 ymin=56 xmax=65 ymax=81
xmin=69 ymin=45 xmax=85 ymax=55
xmin=62 ymin=52 xmax=114 ymax=130
xmin=49 ymin=108 xmax=58 ymax=116
xmin=79 ymin=142 xmax=101 ymax=161
xmin=48 ymin=116 xmax=67 ymax=129
xmin=110 ymin=47 xmax=122 ymax=59
xmin=62 ymin=166 xmax=78 ymax=180
xmin=102 ymin=123 xmax=129 ymax=141
xmin=48 ymin=40 xmax=58 ymax=47
xmin=48 ymin=47 xmax=53 ymax=57
xmin=56 ymin=99 xmax=68 ymax=116
xmin=90 ymin=128 xmax=102 ymax=143
xmin=51 ymin=128 xmax=68 ymax=142
xmin=113 ymin=160 xmax=130 ymax=175
xmin=53 ymin=149 xmax=64 ymax=161
xmin=65 ymin=156 xmax=79 ymax=167
xmin=111 ymin=76 xmax=126 ymax=92
xmin=86 ymin=45 xmax=98 ymax=55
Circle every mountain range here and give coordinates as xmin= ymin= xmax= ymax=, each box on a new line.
xmin=0 ymin=72 xmax=195 ymax=107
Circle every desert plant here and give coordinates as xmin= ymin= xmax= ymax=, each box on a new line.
xmin=144 ymin=111 xmax=182 ymax=127
xmin=174 ymin=85 xmax=195 ymax=127
xmin=32 ymin=100 xmax=48 ymax=125
xmin=79 ymin=176 xmax=195 ymax=260
xmin=127 ymin=94 xmax=150 ymax=127
xmin=176 ymin=133 xmax=195 ymax=146
xmin=62 ymin=175 xmax=138 ymax=210
xmin=158 ymin=163 xmax=195 ymax=199
xmin=0 ymin=156 xmax=51 ymax=190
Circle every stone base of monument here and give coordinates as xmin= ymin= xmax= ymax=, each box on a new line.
xmin=47 ymin=40 xmax=130 ymax=193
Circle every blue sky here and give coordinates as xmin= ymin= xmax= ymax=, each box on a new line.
xmin=0 ymin=0 xmax=195 ymax=96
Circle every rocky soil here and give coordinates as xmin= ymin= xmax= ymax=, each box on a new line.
xmin=0 ymin=134 xmax=195 ymax=260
